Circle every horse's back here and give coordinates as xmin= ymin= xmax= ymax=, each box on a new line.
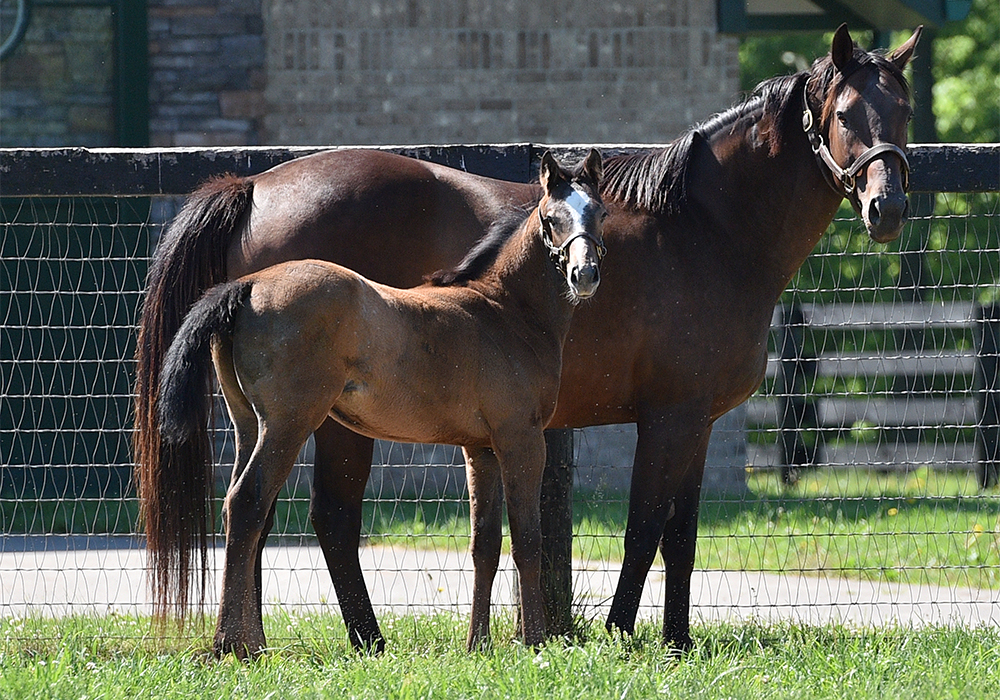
xmin=232 ymin=149 xmax=536 ymax=286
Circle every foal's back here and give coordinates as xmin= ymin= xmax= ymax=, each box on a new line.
xmin=225 ymin=254 xmax=556 ymax=449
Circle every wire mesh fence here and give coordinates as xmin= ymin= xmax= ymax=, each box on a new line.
xmin=2 ymin=146 xmax=999 ymax=635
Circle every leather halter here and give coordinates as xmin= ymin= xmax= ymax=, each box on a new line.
xmin=801 ymin=80 xmax=910 ymax=204
xmin=538 ymin=208 xmax=606 ymax=274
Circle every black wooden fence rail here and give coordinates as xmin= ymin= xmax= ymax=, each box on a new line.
xmin=1 ymin=143 xmax=998 ymax=632
xmin=762 ymin=300 xmax=1000 ymax=488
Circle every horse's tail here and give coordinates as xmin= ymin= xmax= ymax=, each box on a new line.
xmin=159 ymin=281 xmax=252 ymax=443
xmin=132 ymin=175 xmax=253 ymax=620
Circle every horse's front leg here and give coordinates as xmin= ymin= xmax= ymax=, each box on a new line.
xmin=309 ymin=418 xmax=383 ymax=653
xmin=462 ymin=446 xmax=504 ymax=651
xmin=656 ymin=442 xmax=707 ymax=651
xmin=605 ymin=403 xmax=711 ymax=651
xmin=493 ymin=429 xmax=547 ymax=648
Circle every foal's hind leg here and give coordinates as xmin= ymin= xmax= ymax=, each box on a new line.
xmin=212 ymin=345 xmax=330 ymax=659
xmin=214 ymin=343 xmax=268 ymax=656
xmin=462 ymin=446 xmax=504 ymax=651
xmin=220 ymin=373 xmax=279 ymax=644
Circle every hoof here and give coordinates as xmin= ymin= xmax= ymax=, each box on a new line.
xmin=213 ymin=635 xmax=266 ymax=660
xmin=664 ymin=633 xmax=694 ymax=654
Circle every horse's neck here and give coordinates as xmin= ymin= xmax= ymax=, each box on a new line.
xmin=702 ymin=125 xmax=843 ymax=301
xmin=482 ymin=216 xmax=573 ymax=339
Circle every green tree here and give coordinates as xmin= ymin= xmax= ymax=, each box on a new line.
xmin=933 ymin=0 xmax=1000 ymax=142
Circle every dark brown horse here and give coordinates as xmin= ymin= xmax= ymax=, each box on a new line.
xmin=135 ymin=25 xmax=920 ymax=652
xmin=156 ymin=151 xmax=605 ymax=656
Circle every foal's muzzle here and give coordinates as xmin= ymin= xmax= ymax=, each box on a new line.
xmin=569 ymin=261 xmax=601 ymax=299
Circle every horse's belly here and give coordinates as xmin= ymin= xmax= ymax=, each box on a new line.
xmin=329 ymin=392 xmax=491 ymax=448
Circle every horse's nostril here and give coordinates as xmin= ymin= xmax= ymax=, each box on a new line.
xmin=868 ymin=199 xmax=882 ymax=228
xmin=579 ymin=264 xmax=599 ymax=287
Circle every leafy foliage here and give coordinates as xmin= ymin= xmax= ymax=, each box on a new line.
xmin=933 ymin=0 xmax=1000 ymax=142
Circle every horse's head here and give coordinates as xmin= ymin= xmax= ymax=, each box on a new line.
xmin=537 ymin=148 xmax=607 ymax=301
xmin=806 ymin=24 xmax=921 ymax=243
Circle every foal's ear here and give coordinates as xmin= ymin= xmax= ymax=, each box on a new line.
xmin=539 ymin=150 xmax=562 ymax=191
xmin=582 ymin=148 xmax=603 ymax=185
xmin=889 ymin=25 xmax=922 ymax=70
xmin=831 ymin=23 xmax=855 ymax=72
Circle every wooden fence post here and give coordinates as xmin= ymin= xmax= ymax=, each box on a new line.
xmin=975 ymin=303 xmax=1000 ymax=489
xmin=540 ymin=428 xmax=574 ymax=635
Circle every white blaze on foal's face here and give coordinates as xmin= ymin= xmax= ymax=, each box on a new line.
xmin=564 ymin=186 xmax=593 ymax=230
xmin=558 ymin=183 xmax=603 ymax=300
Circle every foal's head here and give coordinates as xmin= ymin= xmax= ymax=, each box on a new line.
xmin=537 ymin=148 xmax=606 ymax=301
xmin=806 ymin=24 xmax=921 ymax=243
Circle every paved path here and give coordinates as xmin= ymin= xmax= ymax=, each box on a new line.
xmin=3 ymin=539 xmax=999 ymax=628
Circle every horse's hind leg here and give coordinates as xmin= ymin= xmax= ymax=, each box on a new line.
xmin=462 ymin=446 xmax=503 ymax=651
xmin=310 ymin=419 xmax=384 ymax=653
xmin=215 ymin=344 xmax=279 ymax=644
xmin=212 ymin=343 xmax=318 ymax=659
xmin=214 ymin=426 xmax=309 ymax=659
xmin=492 ymin=429 xmax=547 ymax=648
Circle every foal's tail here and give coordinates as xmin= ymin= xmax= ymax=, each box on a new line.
xmin=149 ymin=279 xmax=253 ymax=620
xmin=158 ymin=281 xmax=252 ymax=444
xmin=132 ymin=175 xmax=253 ymax=620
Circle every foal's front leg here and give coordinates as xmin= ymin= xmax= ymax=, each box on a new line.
xmin=462 ymin=446 xmax=504 ymax=651
xmin=492 ymin=429 xmax=547 ymax=648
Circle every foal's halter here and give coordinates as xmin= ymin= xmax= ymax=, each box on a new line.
xmin=801 ymin=80 xmax=910 ymax=203
xmin=538 ymin=206 xmax=607 ymax=274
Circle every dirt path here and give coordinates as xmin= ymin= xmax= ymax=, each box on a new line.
xmin=2 ymin=538 xmax=998 ymax=628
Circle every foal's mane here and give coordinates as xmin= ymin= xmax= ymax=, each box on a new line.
xmin=428 ymin=156 xmax=598 ymax=288
xmin=425 ymin=206 xmax=531 ymax=287
xmin=600 ymin=45 xmax=910 ymax=216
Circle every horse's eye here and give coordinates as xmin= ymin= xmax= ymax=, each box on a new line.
xmin=600 ymin=210 xmax=609 ymax=222
xmin=836 ymin=111 xmax=849 ymax=127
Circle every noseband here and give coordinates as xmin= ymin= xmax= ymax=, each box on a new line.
xmin=538 ymin=208 xmax=607 ymax=274
xmin=801 ymin=81 xmax=910 ymax=201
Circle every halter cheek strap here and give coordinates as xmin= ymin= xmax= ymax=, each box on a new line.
xmin=801 ymin=81 xmax=910 ymax=203
xmin=538 ymin=209 xmax=607 ymax=273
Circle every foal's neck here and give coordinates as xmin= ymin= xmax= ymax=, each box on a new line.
xmin=481 ymin=213 xmax=575 ymax=338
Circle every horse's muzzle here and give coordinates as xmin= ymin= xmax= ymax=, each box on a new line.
xmin=864 ymin=190 xmax=909 ymax=244
xmin=569 ymin=262 xmax=601 ymax=299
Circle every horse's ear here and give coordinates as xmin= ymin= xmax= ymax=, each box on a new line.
xmin=889 ymin=25 xmax=922 ymax=70
xmin=539 ymin=151 xmax=561 ymax=191
xmin=831 ymin=23 xmax=854 ymax=72
xmin=582 ymin=148 xmax=603 ymax=185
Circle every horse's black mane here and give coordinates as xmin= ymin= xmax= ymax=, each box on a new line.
xmin=601 ymin=46 xmax=909 ymax=216
xmin=425 ymin=206 xmax=531 ymax=287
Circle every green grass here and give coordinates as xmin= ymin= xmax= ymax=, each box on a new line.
xmin=578 ymin=467 xmax=1000 ymax=591
xmin=3 ymin=613 xmax=1000 ymax=699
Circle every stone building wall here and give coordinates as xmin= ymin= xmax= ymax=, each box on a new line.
xmin=148 ymin=0 xmax=266 ymax=147
xmin=2 ymin=2 xmax=738 ymax=148
xmin=0 ymin=6 xmax=115 ymax=147
xmin=263 ymin=1 xmax=739 ymax=145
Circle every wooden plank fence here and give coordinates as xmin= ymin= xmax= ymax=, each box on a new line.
xmin=748 ymin=300 xmax=1000 ymax=487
